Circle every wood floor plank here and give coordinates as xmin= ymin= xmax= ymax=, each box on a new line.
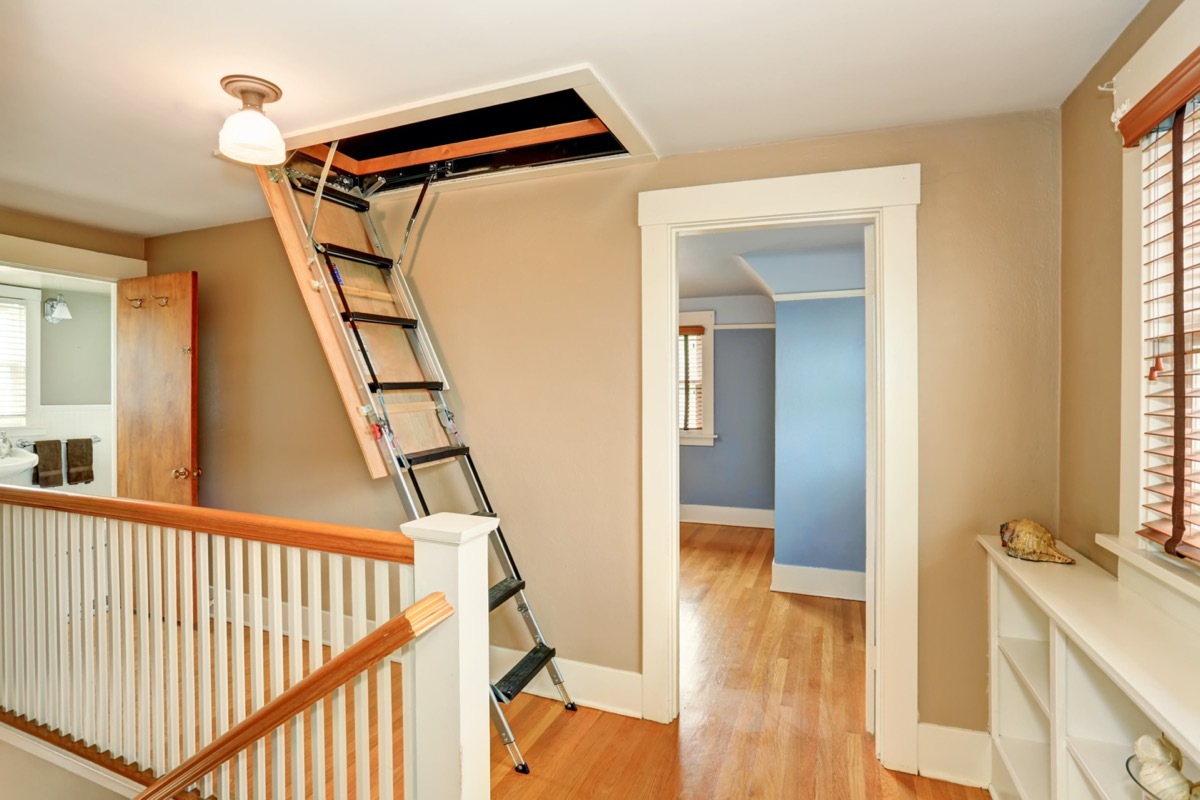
xmin=491 ymin=523 xmax=990 ymax=799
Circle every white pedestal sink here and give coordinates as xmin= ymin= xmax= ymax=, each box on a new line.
xmin=0 ymin=449 xmax=38 ymax=485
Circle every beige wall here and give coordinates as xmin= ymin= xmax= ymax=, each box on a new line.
xmin=0 ymin=740 xmax=125 ymax=800
xmin=1058 ymin=0 xmax=1184 ymax=573
xmin=149 ymin=109 xmax=1060 ymax=731
xmin=0 ymin=205 xmax=144 ymax=261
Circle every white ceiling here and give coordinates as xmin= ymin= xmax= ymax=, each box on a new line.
xmin=678 ymin=223 xmax=867 ymax=299
xmin=0 ymin=0 xmax=1146 ymax=237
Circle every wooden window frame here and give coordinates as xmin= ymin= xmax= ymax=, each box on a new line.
xmin=678 ymin=310 xmax=715 ymax=446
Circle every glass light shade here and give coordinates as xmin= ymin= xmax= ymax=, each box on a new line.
xmin=44 ymin=295 xmax=71 ymax=323
xmin=218 ymin=108 xmax=286 ymax=166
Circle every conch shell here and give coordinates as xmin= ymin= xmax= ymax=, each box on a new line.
xmin=1136 ymin=733 xmax=1183 ymax=768
xmin=1140 ymin=760 xmax=1191 ymax=800
xmin=999 ymin=519 xmax=1075 ymax=564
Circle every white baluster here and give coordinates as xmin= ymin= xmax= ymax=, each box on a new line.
xmin=351 ymin=557 xmax=369 ymax=800
xmin=229 ymin=536 xmax=248 ymax=798
xmin=150 ymin=526 xmax=166 ymax=773
xmin=308 ymin=550 xmax=326 ymax=800
xmin=164 ymin=527 xmax=180 ymax=769
xmin=136 ymin=523 xmax=151 ymax=769
xmin=248 ymin=540 xmax=266 ymax=798
xmin=180 ymin=528 xmax=196 ymax=763
xmin=46 ymin=511 xmax=60 ymax=732
xmin=82 ymin=514 xmax=97 ymax=742
xmin=69 ymin=512 xmax=83 ymax=739
xmin=399 ymin=564 xmax=416 ymax=800
xmin=268 ymin=543 xmax=285 ymax=800
xmin=95 ymin=518 xmax=110 ymax=751
xmin=32 ymin=508 xmax=46 ymax=725
xmin=288 ymin=546 xmax=305 ymax=800
xmin=121 ymin=521 xmax=136 ymax=762
xmin=212 ymin=535 xmax=231 ymax=799
xmin=17 ymin=508 xmax=31 ymax=721
xmin=329 ymin=553 xmax=347 ymax=800
xmin=1 ymin=505 xmax=12 ymax=712
xmin=374 ymin=560 xmax=394 ymax=800
xmin=108 ymin=518 xmax=123 ymax=751
xmin=195 ymin=532 xmax=214 ymax=799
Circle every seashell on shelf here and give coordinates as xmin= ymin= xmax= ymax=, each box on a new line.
xmin=1136 ymin=733 xmax=1184 ymax=769
xmin=999 ymin=519 xmax=1075 ymax=564
xmin=1140 ymin=760 xmax=1191 ymax=800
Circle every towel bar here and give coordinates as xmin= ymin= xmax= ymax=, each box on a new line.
xmin=15 ymin=435 xmax=102 ymax=448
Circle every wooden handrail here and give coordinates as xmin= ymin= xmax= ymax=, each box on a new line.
xmin=133 ymin=592 xmax=454 ymax=800
xmin=0 ymin=485 xmax=414 ymax=564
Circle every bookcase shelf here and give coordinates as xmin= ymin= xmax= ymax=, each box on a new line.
xmin=982 ymin=535 xmax=1200 ymax=799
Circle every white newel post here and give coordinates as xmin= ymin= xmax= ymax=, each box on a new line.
xmin=401 ymin=512 xmax=495 ymax=800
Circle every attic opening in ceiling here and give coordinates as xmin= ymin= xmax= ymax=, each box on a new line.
xmin=288 ymin=89 xmax=628 ymax=197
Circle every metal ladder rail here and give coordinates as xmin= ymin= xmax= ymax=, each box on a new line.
xmin=287 ymin=161 xmax=577 ymax=773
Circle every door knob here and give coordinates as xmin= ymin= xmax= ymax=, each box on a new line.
xmin=172 ymin=467 xmax=191 ymax=479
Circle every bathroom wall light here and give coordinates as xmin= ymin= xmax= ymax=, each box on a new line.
xmin=43 ymin=294 xmax=72 ymax=324
xmin=217 ymin=75 xmax=286 ymax=166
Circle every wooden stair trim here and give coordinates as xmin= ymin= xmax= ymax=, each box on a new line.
xmin=134 ymin=593 xmax=454 ymax=800
xmin=0 ymin=709 xmax=202 ymax=799
xmin=298 ymin=118 xmax=609 ymax=177
xmin=0 ymin=486 xmax=414 ymax=564
xmin=256 ymin=166 xmax=390 ymax=480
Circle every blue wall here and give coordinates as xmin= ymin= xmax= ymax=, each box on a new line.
xmin=774 ymin=297 xmax=866 ymax=572
xmin=679 ymin=329 xmax=775 ymax=509
xmin=743 ymin=248 xmax=864 ymax=294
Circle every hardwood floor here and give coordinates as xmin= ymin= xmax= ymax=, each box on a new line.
xmin=491 ymin=523 xmax=989 ymax=799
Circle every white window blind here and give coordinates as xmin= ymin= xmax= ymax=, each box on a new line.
xmin=0 ymin=297 xmax=27 ymax=426
xmin=1140 ymin=90 xmax=1200 ymax=559
xmin=678 ymin=325 xmax=704 ymax=432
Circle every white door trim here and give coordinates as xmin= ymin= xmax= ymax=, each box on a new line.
xmin=638 ymin=164 xmax=921 ymax=773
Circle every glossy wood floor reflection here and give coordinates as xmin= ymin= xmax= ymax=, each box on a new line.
xmin=491 ymin=523 xmax=989 ymax=799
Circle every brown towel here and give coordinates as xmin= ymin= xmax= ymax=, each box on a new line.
xmin=67 ymin=438 xmax=93 ymax=485
xmin=31 ymin=440 xmax=62 ymax=488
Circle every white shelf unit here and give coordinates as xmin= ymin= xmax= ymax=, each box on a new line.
xmin=981 ymin=535 xmax=1200 ymax=800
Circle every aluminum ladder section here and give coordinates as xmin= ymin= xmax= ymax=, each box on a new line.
xmin=264 ymin=161 xmax=576 ymax=774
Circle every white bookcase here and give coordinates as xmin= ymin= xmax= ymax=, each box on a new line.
xmin=981 ymin=536 xmax=1200 ymax=800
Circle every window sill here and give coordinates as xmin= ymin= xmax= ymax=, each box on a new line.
xmin=1095 ymin=533 xmax=1200 ymax=607
xmin=680 ymin=433 xmax=717 ymax=447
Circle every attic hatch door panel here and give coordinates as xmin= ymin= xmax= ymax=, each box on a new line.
xmin=295 ymin=89 xmax=630 ymax=193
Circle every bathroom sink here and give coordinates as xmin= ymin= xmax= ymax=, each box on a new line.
xmin=0 ymin=449 xmax=38 ymax=481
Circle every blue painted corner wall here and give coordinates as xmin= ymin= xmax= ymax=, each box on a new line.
xmin=774 ymin=297 xmax=866 ymax=572
xmin=679 ymin=329 xmax=775 ymax=509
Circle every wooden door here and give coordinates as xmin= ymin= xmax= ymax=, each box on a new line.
xmin=116 ymin=272 xmax=198 ymax=504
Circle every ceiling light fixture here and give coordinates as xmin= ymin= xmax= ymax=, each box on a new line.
xmin=217 ymin=75 xmax=286 ymax=166
xmin=43 ymin=294 xmax=72 ymax=324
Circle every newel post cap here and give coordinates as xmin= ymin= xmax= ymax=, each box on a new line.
xmin=401 ymin=512 xmax=499 ymax=546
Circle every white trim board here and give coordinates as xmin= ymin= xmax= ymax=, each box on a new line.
xmin=490 ymin=645 xmax=643 ymax=719
xmin=771 ymin=561 xmax=866 ymax=601
xmin=774 ymin=289 xmax=866 ymax=301
xmin=639 ymin=164 xmax=921 ymax=773
xmin=679 ymin=504 xmax=773 ymax=529
xmin=713 ymin=322 xmax=775 ymax=330
xmin=0 ymin=724 xmax=142 ymax=798
xmin=917 ymin=724 xmax=991 ymax=788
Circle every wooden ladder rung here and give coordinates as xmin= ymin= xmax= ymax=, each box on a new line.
xmin=340 ymin=285 xmax=397 ymax=303
xmin=385 ymin=401 xmax=438 ymax=415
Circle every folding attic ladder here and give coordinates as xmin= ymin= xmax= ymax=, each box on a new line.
xmin=257 ymin=156 xmax=576 ymax=774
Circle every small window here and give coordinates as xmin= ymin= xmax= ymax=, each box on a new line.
xmin=0 ymin=285 xmax=42 ymax=432
xmin=678 ymin=310 xmax=715 ymax=446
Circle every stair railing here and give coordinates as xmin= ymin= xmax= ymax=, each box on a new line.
xmin=135 ymin=591 xmax=453 ymax=800
xmin=0 ymin=486 xmax=495 ymax=799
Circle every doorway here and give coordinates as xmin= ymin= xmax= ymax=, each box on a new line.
xmin=639 ymin=164 xmax=921 ymax=772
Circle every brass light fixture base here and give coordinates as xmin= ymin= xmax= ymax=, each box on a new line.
xmin=220 ymin=75 xmax=283 ymax=109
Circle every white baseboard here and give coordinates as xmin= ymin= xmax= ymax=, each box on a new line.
xmin=490 ymin=645 xmax=643 ymax=719
xmin=917 ymin=723 xmax=991 ymax=788
xmin=679 ymin=504 xmax=774 ymax=528
xmin=0 ymin=724 xmax=142 ymax=798
xmin=770 ymin=561 xmax=866 ymax=601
